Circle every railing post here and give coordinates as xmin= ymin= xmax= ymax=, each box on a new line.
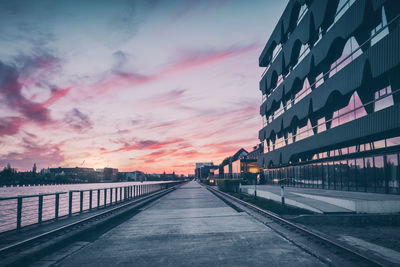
xmin=110 ymin=187 xmax=113 ymax=205
xmin=97 ymin=189 xmax=100 ymax=208
xmin=69 ymin=191 xmax=73 ymax=216
xmin=120 ymin=187 xmax=122 ymax=201
xmin=17 ymin=197 xmax=22 ymax=231
xmin=80 ymin=191 xmax=83 ymax=213
xmin=38 ymin=195 xmax=43 ymax=224
xmin=130 ymin=186 xmax=133 ymax=198
xmin=55 ymin=193 xmax=59 ymax=220
xmin=104 ymin=188 xmax=107 ymax=207
xmin=133 ymin=185 xmax=135 ymax=198
xmin=89 ymin=190 xmax=93 ymax=211
xmin=115 ymin=188 xmax=117 ymax=202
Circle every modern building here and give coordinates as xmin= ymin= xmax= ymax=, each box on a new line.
xmin=194 ymin=163 xmax=218 ymax=179
xmin=125 ymin=171 xmax=146 ymax=181
xmin=49 ymin=167 xmax=95 ymax=176
xmin=195 ymin=162 xmax=213 ymax=169
xmin=103 ymin=167 xmax=118 ymax=181
xmin=221 ymin=148 xmax=248 ymax=178
xmin=258 ymin=0 xmax=400 ymax=193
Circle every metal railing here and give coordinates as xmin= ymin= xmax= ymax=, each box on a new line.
xmin=0 ymin=182 xmax=180 ymax=233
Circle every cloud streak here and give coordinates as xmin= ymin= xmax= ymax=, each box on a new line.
xmin=64 ymin=108 xmax=93 ymax=132
xmin=86 ymin=44 xmax=259 ymax=96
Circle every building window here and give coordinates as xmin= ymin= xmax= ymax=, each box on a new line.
xmin=329 ymin=37 xmax=362 ymax=78
xmin=296 ymin=119 xmax=313 ymax=141
xmin=374 ymin=85 xmax=394 ymax=112
xmin=294 ymin=78 xmax=311 ymax=104
xmin=386 ymin=154 xmax=399 ymax=193
xmin=271 ymin=43 xmax=282 ymax=64
xmin=315 ymin=73 xmax=324 ymax=88
xmin=294 ymin=43 xmax=310 ymax=69
xmin=331 ymin=91 xmax=366 ymax=129
xmin=371 ymin=7 xmax=389 ymax=46
xmin=285 ymin=98 xmax=292 ymax=110
xmin=314 ymin=27 xmax=323 ymax=46
xmin=331 ymin=0 xmax=356 ymax=28
xmin=387 ymin=137 xmax=400 ymax=147
xmin=317 ymin=117 xmax=326 ymax=133
xmin=274 ymin=102 xmax=285 ymax=119
xmin=297 ymin=4 xmax=308 ymax=25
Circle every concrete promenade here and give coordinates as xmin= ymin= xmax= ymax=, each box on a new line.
xmin=43 ymin=181 xmax=324 ymax=266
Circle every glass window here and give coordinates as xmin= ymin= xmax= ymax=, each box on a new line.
xmin=333 ymin=0 xmax=355 ymax=24
xmin=328 ymin=162 xmax=335 ymax=190
xmin=272 ymin=44 xmax=282 ymax=62
xmin=387 ymin=137 xmax=400 ymax=147
xmin=317 ymin=118 xmax=326 ymax=133
xmin=355 ymin=158 xmax=365 ymax=191
xmin=315 ymin=73 xmax=324 ymax=88
xmin=334 ymin=161 xmax=342 ymax=190
xmin=365 ymin=157 xmax=375 ymax=192
xmin=386 ymin=154 xmax=399 ymax=194
xmin=374 ymin=85 xmax=394 ymax=112
xmin=329 ymin=37 xmax=360 ymax=78
xmin=294 ymin=166 xmax=300 ymax=186
xmin=287 ymin=131 xmax=293 ymax=145
xmin=354 ymin=91 xmax=368 ymax=119
xmin=374 ymin=140 xmax=386 ymax=149
xmin=322 ymin=163 xmax=329 ymax=189
xmin=374 ymin=156 xmax=386 ymax=193
xmin=286 ymin=98 xmax=292 ymax=110
xmin=371 ymin=7 xmax=389 ymax=46
xmin=275 ymin=102 xmax=285 ymax=119
xmin=348 ymin=159 xmax=357 ymax=191
xmin=297 ymin=4 xmax=308 ymax=25
xmin=295 ymin=78 xmax=311 ymax=104
xmin=349 ymin=146 xmax=356 ymax=153
xmin=341 ymin=160 xmax=349 ymax=190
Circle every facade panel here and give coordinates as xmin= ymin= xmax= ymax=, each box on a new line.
xmin=258 ymin=0 xmax=400 ymax=194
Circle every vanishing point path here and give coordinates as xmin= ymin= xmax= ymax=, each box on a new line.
xmin=41 ymin=181 xmax=324 ymax=266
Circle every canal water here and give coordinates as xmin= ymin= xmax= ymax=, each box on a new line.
xmin=0 ymin=181 xmax=173 ymax=233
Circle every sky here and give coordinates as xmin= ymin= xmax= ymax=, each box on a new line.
xmin=0 ymin=0 xmax=287 ymax=175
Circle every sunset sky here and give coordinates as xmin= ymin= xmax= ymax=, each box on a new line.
xmin=0 ymin=0 xmax=286 ymax=175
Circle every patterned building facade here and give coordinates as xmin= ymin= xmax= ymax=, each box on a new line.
xmin=258 ymin=0 xmax=400 ymax=193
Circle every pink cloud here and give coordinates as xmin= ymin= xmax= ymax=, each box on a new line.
xmin=0 ymin=117 xmax=24 ymax=136
xmin=0 ymin=61 xmax=71 ymax=132
xmin=85 ymin=44 xmax=260 ymax=97
xmin=104 ymin=138 xmax=186 ymax=154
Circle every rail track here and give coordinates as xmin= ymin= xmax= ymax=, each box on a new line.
xmin=0 ymin=183 xmax=184 ymax=266
xmin=206 ymin=185 xmax=386 ymax=267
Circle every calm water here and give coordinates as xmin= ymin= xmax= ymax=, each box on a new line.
xmin=0 ymin=181 xmax=174 ymax=233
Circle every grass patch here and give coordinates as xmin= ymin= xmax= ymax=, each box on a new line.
xmin=229 ymin=192 xmax=313 ymax=215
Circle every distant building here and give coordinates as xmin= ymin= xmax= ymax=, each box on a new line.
xmin=221 ymin=148 xmax=248 ymax=178
xmin=49 ymin=167 xmax=95 ymax=176
xmin=194 ymin=163 xmax=218 ymax=179
xmin=103 ymin=167 xmax=118 ymax=181
xmin=195 ymin=162 xmax=213 ymax=168
xmin=125 ymin=171 xmax=146 ymax=181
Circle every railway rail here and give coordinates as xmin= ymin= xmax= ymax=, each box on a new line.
xmin=206 ymin=185 xmax=386 ymax=267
